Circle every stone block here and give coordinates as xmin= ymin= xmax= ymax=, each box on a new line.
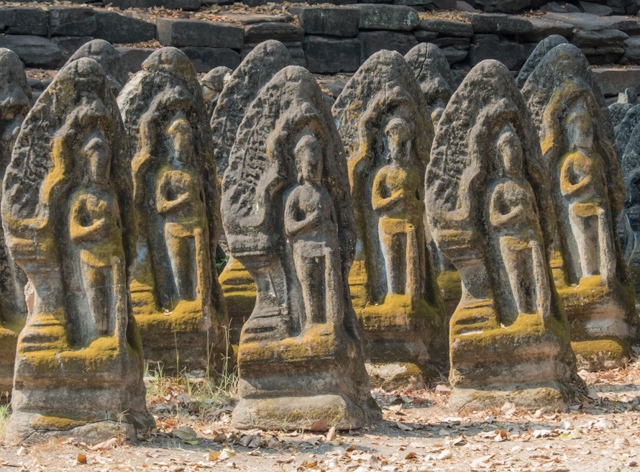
xmin=289 ymin=46 xmax=307 ymax=67
xmin=543 ymin=11 xmax=633 ymax=31
xmin=625 ymin=36 xmax=640 ymax=62
xmin=180 ymin=47 xmax=241 ymax=73
xmin=474 ymin=0 xmax=531 ymax=12
xmin=522 ymin=17 xmax=573 ymax=42
xmin=580 ymin=46 xmax=625 ymax=65
xmin=469 ymin=34 xmax=527 ymax=70
xmin=109 ymin=0 xmax=201 ymax=9
xmin=432 ymin=36 xmax=470 ymax=47
xmin=359 ymin=30 xmax=418 ymax=62
xmin=441 ymin=45 xmax=469 ymax=63
xmin=303 ymin=35 xmax=360 ymax=73
xmin=571 ymin=29 xmax=628 ymax=48
xmin=157 ymin=18 xmax=244 ymax=49
xmin=49 ymin=7 xmax=96 ymax=37
xmin=417 ymin=18 xmax=473 ymax=37
xmin=0 ymin=8 xmax=48 ymax=36
xmin=432 ymin=0 xmax=457 ymax=8
xmin=464 ymin=13 xmax=532 ymax=34
xmin=51 ymin=36 xmax=93 ymax=61
xmin=355 ymin=4 xmax=419 ymax=31
xmin=580 ymin=1 xmax=614 ymax=14
xmin=116 ymin=46 xmax=155 ymax=73
xmin=456 ymin=0 xmax=479 ymax=11
xmin=414 ymin=30 xmax=439 ymax=41
xmin=0 ymin=35 xmax=62 ymax=67
xmin=94 ymin=11 xmax=156 ymax=44
xmin=290 ymin=6 xmax=360 ymax=37
xmin=594 ymin=66 xmax=640 ymax=96
xmin=244 ymin=22 xmax=304 ymax=43
xmin=223 ymin=13 xmax=293 ymax=25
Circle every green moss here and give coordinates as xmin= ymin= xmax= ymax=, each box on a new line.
xmin=362 ymin=294 xmax=440 ymax=333
xmin=32 ymin=414 xmax=90 ymax=431
xmin=437 ymin=270 xmax=462 ymax=302
xmin=135 ymin=299 xmax=205 ymax=335
xmin=571 ymin=337 xmax=630 ymax=361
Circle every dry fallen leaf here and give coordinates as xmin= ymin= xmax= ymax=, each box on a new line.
xmin=172 ymin=426 xmax=197 ymax=441
xmin=89 ymin=437 xmax=122 ymax=451
xmin=326 ymin=426 xmax=336 ymax=442
xmin=77 ymin=454 xmax=87 ymax=465
xmin=309 ymin=417 xmax=328 ymax=432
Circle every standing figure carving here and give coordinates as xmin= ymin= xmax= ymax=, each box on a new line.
xmin=0 ymin=48 xmax=32 ymax=395
xmin=222 ymin=65 xmax=380 ymax=431
xmin=333 ymin=51 xmax=446 ymax=390
xmin=2 ymin=58 xmax=154 ymax=443
xmin=426 ymin=60 xmax=580 ymax=411
xmin=118 ymin=48 xmax=227 ymax=374
xmin=67 ymin=40 xmax=128 ymax=95
xmin=522 ymin=44 xmax=638 ymax=370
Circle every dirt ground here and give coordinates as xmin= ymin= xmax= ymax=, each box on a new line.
xmin=0 ymin=355 xmax=639 ymax=472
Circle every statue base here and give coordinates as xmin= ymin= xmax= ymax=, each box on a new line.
xmin=366 ymin=361 xmax=438 ymax=391
xmin=0 ymin=321 xmax=21 ymax=397
xmin=232 ymin=323 xmax=381 ymax=430
xmin=449 ymin=382 xmax=572 ymax=411
xmin=218 ymin=257 xmax=256 ymax=346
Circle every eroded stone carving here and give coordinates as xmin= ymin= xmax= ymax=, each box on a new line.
xmin=0 ymin=48 xmax=32 ymax=395
xmin=522 ymin=44 xmax=638 ymax=371
xmin=68 ymin=40 xmax=128 ymax=95
xmin=332 ymin=50 xmax=446 ymax=389
xmin=516 ymin=35 xmax=568 ymax=89
xmin=2 ymin=58 xmax=154 ymax=443
xmin=609 ymin=88 xmax=638 ymax=139
xmin=222 ymin=65 xmax=380 ymax=430
xmin=118 ymin=47 xmax=227 ymax=374
xmin=201 ymin=66 xmax=231 ymax=120
xmin=213 ymin=40 xmax=292 ymax=345
xmin=426 ymin=59 xmax=580 ymax=411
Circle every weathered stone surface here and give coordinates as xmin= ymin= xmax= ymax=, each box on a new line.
xmin=426 ymin=59 xmax=581 ymax=411
xmin=414 ymin=30 xmax=439 ymax=42
xmin=117 ymin=48 xmax=227 ymax=374
xmin=624 ymin=36 xmax=640 ymax=62
xmin=580 ymin=1 xmax=613 ymax=15
xmin=116 ymin=46 xmax=155 ymax=73
xmin=571 ymin=29 xmax=628 ymax=48
xmin=333 ymin=51 xmax=446 ymax=390
xmin=468 ymin=34 xmax=527 ymax=70
xmin=359 ymin=31 xmax=418 ymax=62
xmin=222 ymin=64 xmax=380 ymax=430
xmin=464 ymin=13 xmax=533 ymax=34
xmin=244 ymin=21 xmax=304 ymax=44
xmin=51 ymin=36 xmax=93 ymax=62
xmin=474 ymin=0 xmax=531 ymax=12
xmin=522 ymin=44 xmax=638 ymax=370
xmin=49 ymin=7 xmax=96 ymax=37
xmin=180 ymin=47 xmax=241 ymax=73
xmin=417 ymin=18 xmax=473 ymax=37
xmin=523 ymin=17 xmax=573 ymax=42
xmin=0 ymin=48 xmax=32 ymax=395
xmin=223 ymin=13 xmax=293 ymax=25
xmin=212 ymin=41 xmax=291 ymax=343
xmin=516 ymin=35 xmax=568 ymax=89
xmin=356 ymin=4 xmax=419 ymax=31
xmin=201 ymin=66 xmax=232 ymax=119
xmin=441 ymin=45 xmax=469 ymax=64
xmin=609 ymin=87 xmax=638 ymax=139
xmin=543 ymin=11 xmax=635 ymax=31
xmin=594 ymin=67 xmax=640 ymax=97
xmin=613 ymin=97 xmax=640 ymax=157
xmin=291 ymin=6 xmax=360 ymax=37
xmin=303 ymin=36 xmax=360 ymax=74
xmin=0 ymin=35 xmax=62 ymax=68
xmin=94 ymin=11 xmax=156 ymax=44
xmin=0 ymin=8 xmax=48 ymax=36
xmin=157 ymin=19 xmax=244 ymax=49
xmin=109 ymin=0 xmax=201 ymax=9
xmin=2 ymin=57 xmax=155 ymax=444
xmin=432 ymin=36 xmax=471 ymax=47
xmin=67 ymin=40 xmax=128 ymax=95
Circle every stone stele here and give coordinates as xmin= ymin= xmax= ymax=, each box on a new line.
xmin=609 ymin=88 xmax=638 ymax=140
xmin=118 ymin=47 xmax=227 ymax=375
xmin=222 ymin=65 xmax=381 ymax=430
xmin=201 ymin=66 xmax=232 ymax=120
xmin=213 ymin=40 xmax=292 ymax=346
xmin=2 ymin=58 xmax=155 ymax=444
xmin=332 ymin=50 xmax=447 ymax=390
xmin=67 ymin=39 xmax=129 ymax=96
xmin=0 ymin=48 xmax=33 ymax=395
xmin=522 ymin=44 xmax=639 ymax=371
xmin=426 ymin=59 xmax=581 ymax=411
xmin=515 ymin=35 xmax=568 ymax=90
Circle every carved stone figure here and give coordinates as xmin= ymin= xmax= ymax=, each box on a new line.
xmin=67 ymin=40 xmax=128 ymax=95
xmin=213 ymin=40 xmax=292 ymax=345
xmin=522 ymin=44 xmax=638 ymax=370
xmin=516 ymin=35 xmax=568 ymax=89
xmin=2 ymin=58 xmax=154 ymax=443
xmin=118 ymin=47 xmax=227 ymax=374
xmin=201 ymin=66 xmax=231 ymax=119
xmin=609 ymin=88 xmax=638 ymax=138
xmin=0 ymin=48 xmax=32 ymax=395
xmin=333 ymin=51 xmax=446 ymax=389
xmin=222 ymin=65 xmax=380 ymax=430
xmin=426 ymin=59 xmax=581 ymax=411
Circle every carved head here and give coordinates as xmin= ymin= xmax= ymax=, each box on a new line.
xmin=384 ymin=117 xmax=412 ymax=165
xmin=165 ymin=112 xmax=194 ymax=164
xmin=496 ymin=125 xmax=524 ymax=179
xmin=295 ymin=132 xmax=323 ymax=185
xmin=565 ymin=99 xmax=594 ymax=152
xmin=81 ymin=131 xmax=111 ymax=185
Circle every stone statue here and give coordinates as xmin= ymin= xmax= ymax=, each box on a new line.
xmin=201 ymin=66 xmax=231 ymax=119
xmin=404 ymin=43 xmax=454 ymax=125
xmin=426 ymin=59 xmax=580 ymax=411
xmin=522 ymin=43 xmax=638 ymax=370
xmin=0 ymin=48 xmax=32 ymax=395
xmin=67 ymin=39 xmax=128 ymax=95
xmin=118 ymin=47 xmax=227 ymax=375
xmin=213 ymin=40 xmax=292 ymax=345
xmin=2 ymin=58 xmax=154 ymax=443
xmin=332 ymin=51 xmax=446 ymax=390
xmin=222 ymin=65 xmax=380 ymax=430
xmin=516 ymin=35 xmax=568 ymax=89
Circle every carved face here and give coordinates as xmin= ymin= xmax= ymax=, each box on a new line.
xmin=384 ymin=118 xmax=412 ymax=165
xmin=565 ymin=101 xmax=594 ymax=151
xmin=295 ymin=134 xmax=323 ymax=185
xmin=81 ymin=132 xmax=110 ymax=183
xmin=165 ymin=115 xmax=193 ymax=163
xmin=497 ymin=126 xmax=523 ymax=179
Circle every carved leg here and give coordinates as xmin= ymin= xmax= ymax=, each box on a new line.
xmin=295 ymin=251 xmax=325 ymax=326
xmin=379 ymin=219 xmax=406 ymax=296
xmin=405 ymin=223 xmax=420 ymax=301
xmin=597 ymin=208 xmax=616 ymax=284
xmin=568 ymin=210 xmax=598 ymax=279
xmin=530 ymin=241 xmax=551 ymax=319
xmin=165 ymin=226 xmax=195 ymax=301
xmin=83 ymin=263 xmax=109 ymax=338
xmin=500 ymin=242 xmax=535 ymax=316
xmin=324 ymin=247 xmax=343 ymax=327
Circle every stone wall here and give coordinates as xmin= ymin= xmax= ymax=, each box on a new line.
xmin=1 ymin=4 xmax=640 ymax=90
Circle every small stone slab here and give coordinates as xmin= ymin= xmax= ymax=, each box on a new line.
xmin=464 ymin=13 xmax=533 ymax=34
xmin=571 ymin=29 xmax=628 ymax=48
xmin=303 ymin=36 xmax=360 ymax=73
xmin=355 ymin=4 xmax=419 ymax=31
xmin=0 ymin=35 xmax=62 ymax=68
xmin=580 ymin=1 xmax=613 ymax=15
xmin=523 ymin=17 xmax=573 ymax=42
xmin=594 ymin=66 xmax=640 ymax=96
xmin=157 ymin=18 xmax=244 ymax=49
xmin=359 ymin=31 xmax=417 ymax=62
xmin=0 ymin=7 xmax=48 ymax=36
xmin=291 ymin=6 xmax=360 ymax=37
xmin=624 ymin=36 xmax=640 ymax=62
xmin=116 ymin=46 xmax=155 ymax=73
xmin=244 ymin=22 xmax=304 ymax=43
xmin=441 ymin=45 xmax=469 ymax=64
xmin=94 ymin=11 xmax=156 ymax=44
xmin=109 ymin=0 xmax=201 ymax=9
xmin=417 ymin=18 xmax=473 ymax=37
xmin=48 ymin=7 xmax=96 ymax=37
xmin=181 ymin=47 xmax=240 ymax=73
xmin=468 ymin=33 xmax=527 ymax=70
